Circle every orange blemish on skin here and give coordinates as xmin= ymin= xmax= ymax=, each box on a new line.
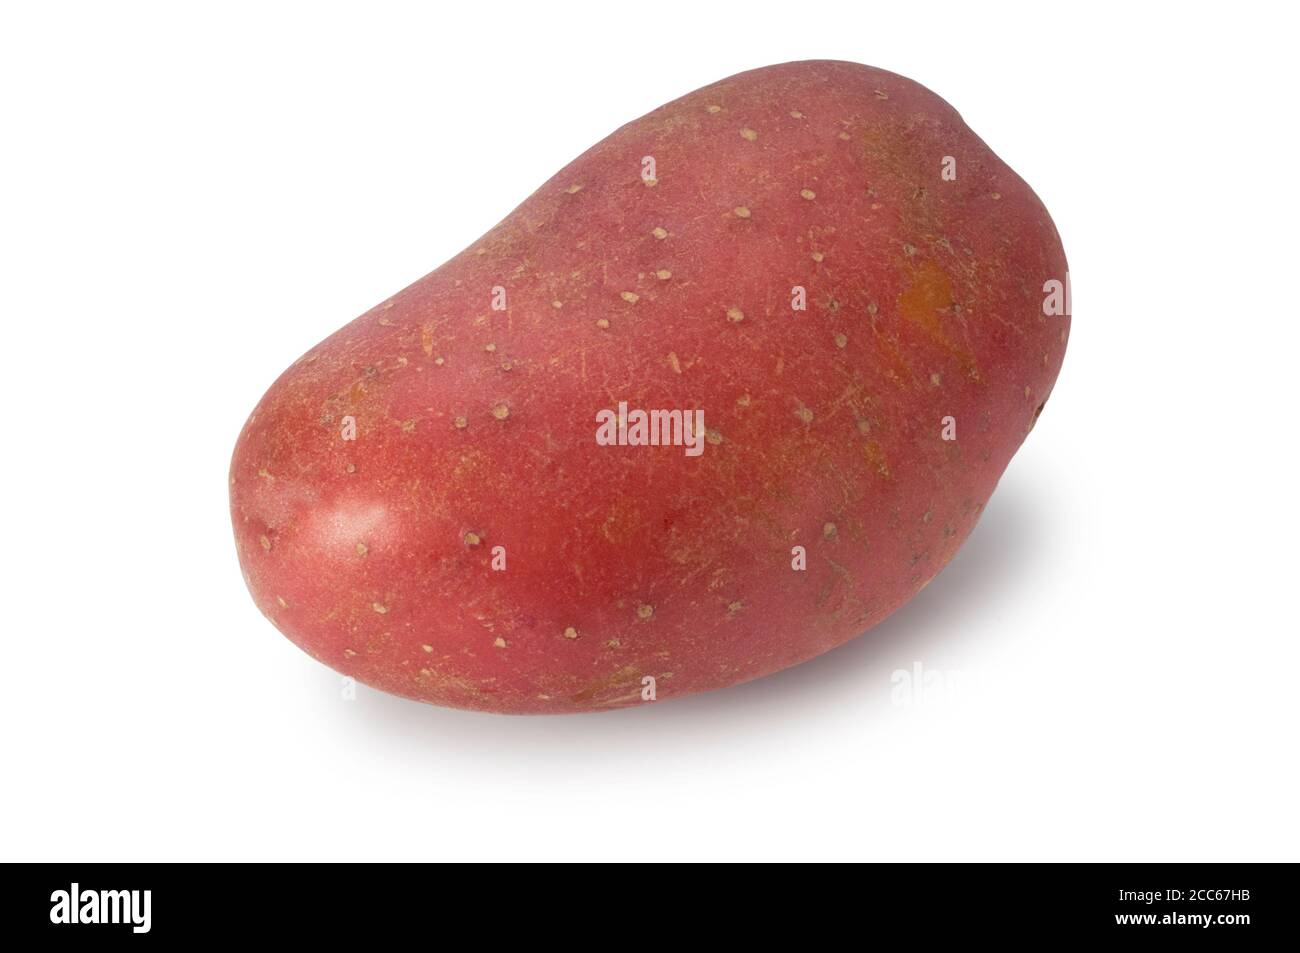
xmin=897 ymin=258 xmax=978 ymax=376
xmin=863 ymin=440 xmax=891 ymax=477
xmin=569 ymin=664 xmax=641 ymax=704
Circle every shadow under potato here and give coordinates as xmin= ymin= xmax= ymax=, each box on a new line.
xmin=341 ymin=473 xmax=1041 ymax=741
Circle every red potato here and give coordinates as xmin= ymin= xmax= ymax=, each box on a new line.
xmin=230 ymin=60 xmax=1069 ymax=713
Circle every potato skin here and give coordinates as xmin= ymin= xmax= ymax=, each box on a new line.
xmin=230 ymin=60 xmax=1068 ymax=713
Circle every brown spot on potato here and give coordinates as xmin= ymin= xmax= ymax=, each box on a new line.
xmin=739 ymin=127 xmax=758 ymax=141
xmin=863 ymin=440 xmax=891 ymax=477
xmin=372 ymin=602 xmax=388 ymax=614
xmin=898 ymin=260 xmax=969 ymax=371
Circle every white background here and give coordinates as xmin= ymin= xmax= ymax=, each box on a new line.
xmin=2 ymin=2 xmax=1296 ymax=862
